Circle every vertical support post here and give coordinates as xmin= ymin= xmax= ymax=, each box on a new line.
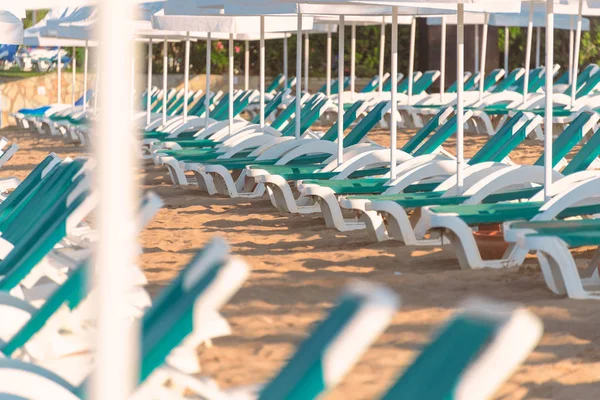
xmin=183 ymin=32 xmax=190 ymax=123
xmin=146 ymin=40 xmax=152 ymax=125
xmin=295 ymin=14 xmax=302 ymax=139
xmin=326 ymin=25 xmax=332 ymax=96
xmin=440 ymin=16 xmax=447 ymax=102
xmin=350 ymin=23 xmax=356 ymax=98
xmin=205 ymin=33 xmax=211 ymax=126
xmin=304 ymin=33 xmax=309 ymax=93
xmin=523 ymin=2 xmax=534 ymax=103
xmin=337 ymin=16 xmax=345 ymax=166
xmin=407 ymin=17 xmax=416 ymax=106
xmin=244 ymin=40 xmax=250 ymax=91
xmin=93 ymin=0 xmax=138 ymax=397
xmin=535 ymin=27 xmax=541 ymax=68
xmin=456 ymin=4 xmax=465 ymax=193
xmin=378 ymin=17 xmax=385 ymax=94
xmin=569 ymin=17 xmax=574 ymax=84
xmin=72 ymin=46 xmax=76 ymax=106
xmin=390 ymin=7 xmax=398 ymax=179
xmin=57 ymin=46 xmax=62 ymax=104
xmin=283 ymin=36 xmax=288 ymax=89
xmin=544 ymin=0 xmax=554 ymax=201
xmin=260 ymin=16 xmax=266 ymax=128
xmin=228 ymin=33 xmax=234 ymax=135
xmin=504 ymin=26 xmax=509 ymax=74
xmin=84 ymin=41 xmax=89 ymax=112
xmin=474 ymin=25 xmax=479 ymax=73
xmin=479 ymin=14 xmax=489 ymax=101
xmin=162 ymin=39 xmax=168 ymax=126
xmin=571 ymin=0 xmax=583 ymax=108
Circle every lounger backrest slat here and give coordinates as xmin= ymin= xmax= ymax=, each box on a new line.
xmin=469 ymin=112 xmax=527 ymax=165
xmin=321 ymin=100 xmax=365 ymax=142
xmin=412 ymin=113 xmax=466 ymax=157
xmin=562 ymin=125 xmax=600 ymax=175
xmin=486 ymin=116 xmax=538 ymax=163
xmin=533 ymin=111 xmax=594 ymax=168
xmin=398 ymin=72 xmax=423 ymax=94
xmin=446 ymin=72 xmax=472 ymax=94
xmin=492 ymin=67 xmax=525 ymax=93
xmin=482 ymin=68 xmax=505 ymax=91
xmin=462 ymin=72 xmax=481 ymax=92
xmin=412 ymin=70 xmax=440 ymax=94
xmin=266 ymin=73 xmax=284 ymax=94
xmin=401 ymin=107 xmax=453 ymax=155
xmin=342 ymin=101 xmax=390 ymax=147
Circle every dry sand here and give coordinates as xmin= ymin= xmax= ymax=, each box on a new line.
xmin=2 ymin=125 xmax=599 ymax=399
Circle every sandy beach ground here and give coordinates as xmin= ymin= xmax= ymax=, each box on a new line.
xmin=2 ymin=124 xmax=599 ymax=399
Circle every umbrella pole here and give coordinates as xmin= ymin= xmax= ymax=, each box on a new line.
xmin=162 ymin=39 xmax=167 ymax=126
xmin=337 ymin=15 xmax=345 ymax=166
xmin=205 ymin=33 xmax=211 ymax=126
xmin=569 ymin=17 xmax=574 ymax=84
xmin=390 ymin=7 xmax=398 ymax=179
xmin=474 ymin=25 xmax=479 ymax=73
xmin=260 ymin=16 xmax=265 ymax=128
xmin=571 ymin=0 xmax=583 ymax=108
xmin=440 ymin=16 xmax=447 ymax=102
xmin=72 ymin=46 xmax=76 ymax=107
xmin=523 ymin=2 xmax=534 ymax=103
xmin=228 ymin=33 xmax=234 ymax=135
xmin=544 ymin=0 xmax=554 ymax=201
xmin=58 ymin=46 xmax=62 ymax=104
xmin=535 ymin=27 xmax=541 ymax=68
xmin=456 ymin=3 xmax=465 ymax=193
xmin=244 ymin=40 xmax=250 ymax=91
xmin=378 ymin=17 xmax=385 ymax=94
xmin=479 ymin=13 xmax=489 ymax=101
xmin=326 ymin=25 xmax=332 ymax=96
xmin=350 ymin=23 xmax=356 ymax=98
xmin=283 ymin=36 xmax=288 ymax=89
xmin=146 ymin=39 xmax=152 ymax=125
xmin=304 ymin=33 xmax=309 ymax=93
xmin=295 ymin=13 xmax=302 ymax=139
xmin=504 ymin=26 xmax=509 ymax=74
xmin=84 ymin=41 xmax=89 ymax=112
xmin=407 ymin=16 xmax=416 ymax=106
xmin=183 ymin=32 xmax=190 ymax=123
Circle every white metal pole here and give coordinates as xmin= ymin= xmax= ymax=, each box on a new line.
xmin=146 ymin=40 xmax=152 ymax=125
xmin=350 ymin=23 xmax=356 ymax=98
xmin=378 ymin=18 xmax=385 ymax=94
xmin=244 ymin=40 xmax=250 ymax=91
xmin=337 ymin=16 xmax=345 ymax=166
xmin=326 ymin=25 xmax=332 ymax=96
xmin=205 ymin=33 xmax=211 ymax=126
xmin=535 ymin=27 xmax=541 ymax=68
xmin=544 ymin=0 xmax=554 ymax=201
xmin=131 ymin=44 xmax=135 ymax=112
xmin=523 ymin=2 xmax=534 ymax=103
xmin=72 ymin=47 xmax=76 ymax=106
xmin=407 ymin=17 xmax=416 ymax=106
xmin=571 ymin=0 xmax=583 ymax=108
xmin=183 ymin=32 xmax=190 ymax=123
xmin=93 ymin=0 xmax=137 ymax=397
xmin=260 ymin=16 xmax=266 ymax=128
xmin=479 ymin=14 xmax=489 ymax=100
xmin=94 ymin=52 xmax=100 ymax=110
xmin=228 ymin=33 xmax=234 ymax=135
xmin=440 ymin=16 xmax=447 ymax=102
xmin=84 ymin=41 xmax=89 ymax=112
xmin=162 ymin=39 xmax=168 ymax=126
xmin=57 ymin=46 xmax=62 ymax=104
xmin=474 ymin=25 xmax=479 ymax=73
xmin=569 ymin=17 xmax=574 ymax=84
xmin=504 ymin=26 xmax=509 ymax=74
xmin=304 ymin=33 xmax=309 ymax=93
xmin=390 ymin=7 xmax=398 ymax=179
xmin=456 ymin=4 xmax=465 ymax=193
xmin=295 ymin=14 xmax=302 ymax=139
xmin=283 ymin=36 xmax=288 ymax=89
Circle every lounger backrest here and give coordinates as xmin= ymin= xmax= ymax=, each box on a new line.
xmin=360 ymin=74 xmax=389 ymax=93
xmin=342 ymin=101 xmax=391 ymax=147
xmin=398 ymin=71 xmax=423 ymax=94
xmin=380 ymin=300 xmax=542 ymax=400
xmin=281 ymin=97 xmax=330 ymax=137
xmin=555 ymin=69 xmax=570 ymax=85
xmin=286 ymin=76 xmax=297 ymax=89
xmin=563 ymin=63 xmax=599 ymax=96
xmin=251 ymin=90 xmax=287 ymax=125
xmin=562 ymin=124 xmax=600 ymax=175
xmin=1 ymin=261 xmax=89 ymax=357
xmin=321 ymin=100 xmax=365 ymax=142
xmin=213 ymin=90 xmax=248 ymax=121
xmin=382 ymin=73 xmax=404 ymax=92
xmin=75 ymin=90 xmax=93 ymax=107
xmin=512 ymin=67 xmax=544 ymax=93
xmin=413 ymin=110 xmax=474 ymax=157
xmin=573 ymin=67 xmax=600 ymax=98
xmin=412 ymin=70 xmax=440 ymax=94
xmin=533 ymin=111 xmax=595 ymax=168
xmin=138 ymin=238 xmax=247 ymax=383
xmin=492 ymin=67 xmax=525 ymax=93
xmin=482 ymin=68 xmax=505 ymax=92
xmin=462 ymin=72 xmax=481 ymax=92
xmin=402 ymin=107 xmax=454 ymax=154
xmin=468 ymin=112 xmax=528 ymax=165
xmin=231 ymin=91 xmax=255 ymax=118
xmin=258 ymin=282 xmax=398 ymax=400
xmin=0 ymin=154 xmax=61 ymax=225
xmin=209 ymin=92 xmax=231 ymax=120
xmin=266 ymin=73 xmax=284 ymax=94
xmin=446 ymin=72 xmax=472 ymax=94
xmin=486 ymin=115 xmax=541 ymax=163
xmin=0 ymin=170 xmax=93 ymax=291
xmin=187 ymin=93 xmax=207 ymax=116
xmin=279 ymin=94 xmax=323 ymax=135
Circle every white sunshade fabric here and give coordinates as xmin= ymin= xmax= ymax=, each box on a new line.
xmin=24 ymin=7 xmax=99 ymax=46
xmin=0 ymin=11 xmax=24 ymax=45
xmin=427 ymin=11 xmax=590 ymax=31
xmin=314 ymin=14 xmax=414 ymax=24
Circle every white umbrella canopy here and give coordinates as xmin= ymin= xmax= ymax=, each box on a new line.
xmin=428 ymin=11 xmax=589 ymax=29
xmin=3 ymin=8 xmax=26 ymax=19
xmin=0 ymin=11 xmax=24 ymax=45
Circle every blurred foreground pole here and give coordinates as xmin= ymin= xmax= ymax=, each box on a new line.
xmin=92 ymin=0 xmax=139 ymax=398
